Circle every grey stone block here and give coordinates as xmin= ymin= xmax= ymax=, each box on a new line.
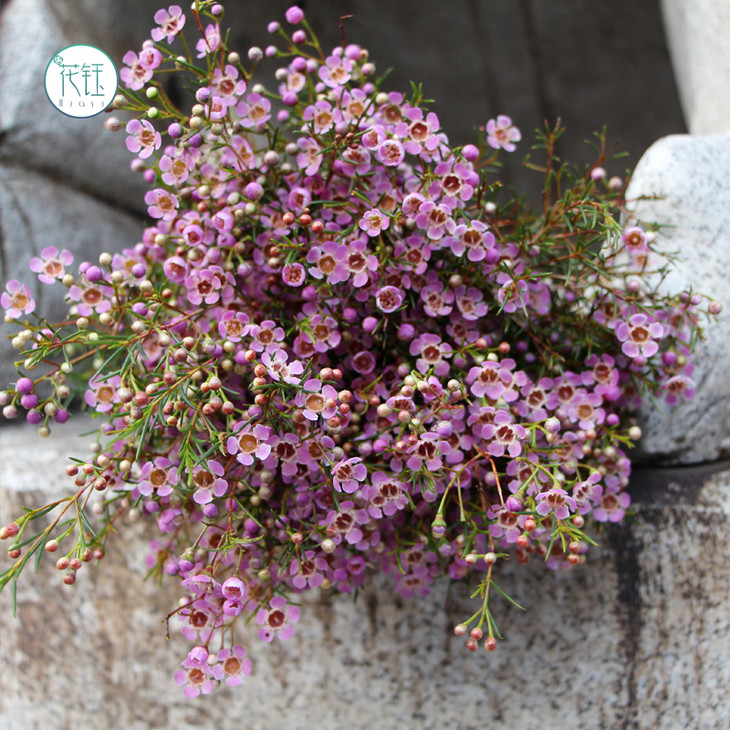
xmin=0 ymin=164 xmax=144 ymax=386
xmin=661 ymin=0 xmax=730 ymax=134
xmin=0 ymin=0 xmax=148 ymax=213
xmin=1 ymin=420 xmax=728 ymax=729
xmin=627 ymin=134 xmax=730 ymax=464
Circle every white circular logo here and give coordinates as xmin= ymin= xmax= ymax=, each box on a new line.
xmin=44 ymin=45 xmax=118 ymax=118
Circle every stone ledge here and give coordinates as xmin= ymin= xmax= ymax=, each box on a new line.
xmin=1 ymin=420 xmax=728 ymax=730
xmin=628 ymin=133 xmax=730 ymax=465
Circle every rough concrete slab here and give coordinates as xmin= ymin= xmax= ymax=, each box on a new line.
xmin=0 ymin=420 xmax=728 ymax=729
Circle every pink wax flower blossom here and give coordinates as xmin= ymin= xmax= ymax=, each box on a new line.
xmin=615 ymin=313 xmax=664 ymax=359
xmin=2 ymin=280 xmax=35 ymax=318
xmin=488 ymin=506 xmax=526 ymax=544
xmin=359 ymin=208 xmax=390 ymax=237
xmin=364 ymin=473 xmax=409 ymax=517
xmin=204 ymin=96 xmax=228 ymax=122
xmin=226 ymin=423 xmax=273 ymax=467
xmin=302 ymin=99 xmax=338 ymax=134
xmin=593 ymin=490 xmax=631 ymax=522
xmin=144 ymin=188 xmax=179 ymax=221
xmin=125 ymin=119 xmax=161 ymax=160
xmin=322 ymin=501 xmax=369 ymax=546
xmin=268 ymin=433 xmax=301 ymax=477
xmin=256 ymin=596 xmax=300 ymax=642
xmin=282 ymin=262 xmax=306 ymax=287
xmin=535 ymin=488 xmax=577 ymax=520
xmin=454 ymin=286 xmax=488 ymax=321
xmin=399 ymin=108 xmax=441 ymax=155
xmin=448 ymin=221 xmax=496 ymax=262
xmin=377 ymin=139 xmax=405 ymax=167
xmin=572 ymin=472 xmax=603 ymax=515
xmin=120 ymin=51 xmax=153 ymax=90
xmin=84 ymin=374 xmax=122 ymax=413
xmin=410 ymin=333 xmax=453 ymax=377
xmin=350 ymin=350 xmax=376 ymax=375
xmin=306 ymin=241 xmax=349 ymax=284
xmin=211 ymin=65 xmax=247 ymax=106
xmin=260 ymin=349 xmax=304 ymax=384
xmin=185 ymin=266 xmax=231 ymax=306
xmin=318 ymin=54 xmax=353 ymax=88
xmin=245 ymin=320 xmax=285 ymax=352
xmin=567 ymin=390 xmax=606 ymax=430
xmin=486 ymin=115 xmax=521 ymax=151
xmin=29 ymin=247 xmax=73 ymax=285
xmin=287 ymin=186 xmax=312 ymax=212
xmin=138 ymin=457 xmax=178 ymax=498
xmin=331 ymin=457 xmax=367 ymax=494
xmin=496 ymin=272 xmax=529 ymax=314
xmin=294 ymin=378 xmax=339 ymax=421
xmin=163 ymin=255 xmax=188 ymax=283
xmin=467 ymin=359 xmax=524 ymax=401
xmin=304 ymin=313 xmax=341 ymax=353
xmin=179 ymin=599 xmax=218 ymax=642
xmin=175 ymin=663 xmax=216 ymax=698
xmin=190 ymin=460 xmax=229 ymax=505
xmin=621 ymin=226 xmax=650 ymax=256
xmin=296 ymin=136 xmax=323 ymax=175
xmin=236 ymin=93 xmax=272 ymax=128
xmin=181 ymin=223 xmax=207 ymax=248
xmin=218 ymin=310 xmax=249 ymax=341
xmin=221 ymin=576 xmax=248 ymax=605
xmin=415 ymin=201 xmax=454 ymax=240
xmin=405 ymin=432 xmax=452 ymax=472
xmin=151 ymin=5 xmax=186 ymax=44
xmin=345 ymin=238 xmax=379 ymax=287
xmin=586 ymin=354 xmax=621 ymax=401
xmin=196 ymin=23 xmax=221 ymax=58
xmin=394 ymin=236 xmax=431 ymax=274
xmin=280 ymin=67 xmax=306 ymax=95
xmin=480 ymin=409 xmax=527 ymax=458
xmin=517 ymin=378 xmax=557 ymax=421
xmin=394 ymin=571 xmax=435 ymax=599
xmin=138 ymin=43 xmax=163 ymax=70
xmin=375 ymin=285 xmax=404 ymax=313
xmin=661 ymin=373 xmax=696 ymax=404
xmin=361 ymin=125 xmax=386 ymax=151
xmin=211 ymin=646 xmax=252 ymax=687
xmin=434 ymin=161 xmax=477 ymax=203
xmin=289 ymin=550 xmax=328 ymax=590
xmin=68 ymin=277 xmax=113 ymax=317
xmin=420 ymin=280 xmax=454 ymax=317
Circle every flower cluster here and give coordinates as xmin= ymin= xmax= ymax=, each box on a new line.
xmin=0 ymin=2 xmax=719 ymax=692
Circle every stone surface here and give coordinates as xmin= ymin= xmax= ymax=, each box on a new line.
xmin=626 ymin=134 xmax=730 ymax=465
xmin=0 ymin=165 xmax=145 ymax=386
xmin=1 ymin=420 xmax=729 ymax=729
xmin=660 ymin=0 xmax=730 ymax=134
xmin=0 ymin=0 xmax=148 ymax=212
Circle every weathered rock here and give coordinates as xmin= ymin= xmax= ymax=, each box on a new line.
xmin=0 ymin=164 xmax=144 ymax=386
xmin=0 ymin=0 xmax=148 ymax=213
xmin=1 ymin=421 xmax=728 ymax=729
xmin=661 ymin=0 xmax=730 ymax=134
xmin=627 ymin=134 xmax=730 ymax=464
